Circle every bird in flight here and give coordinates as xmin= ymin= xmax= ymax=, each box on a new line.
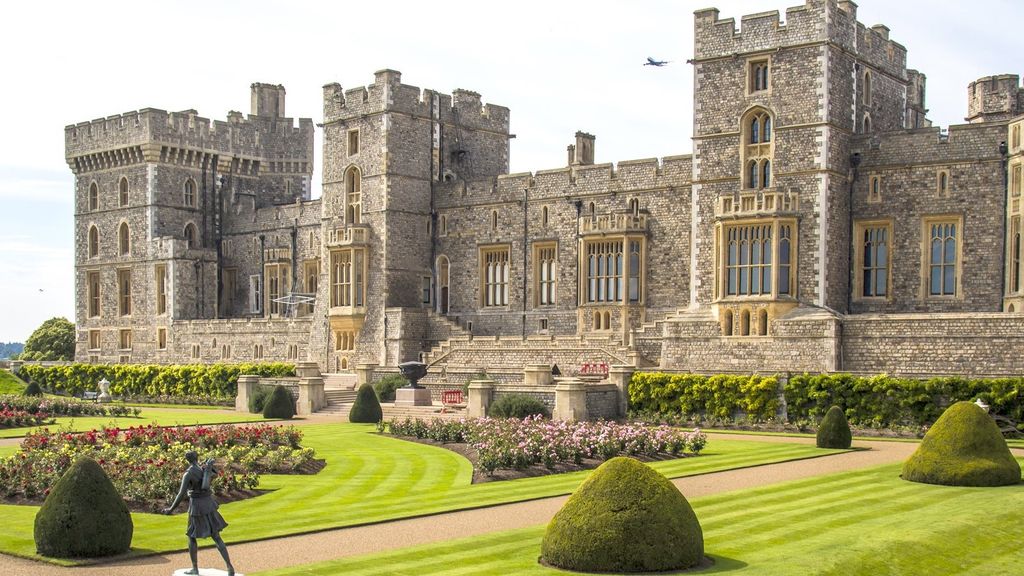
xmin=644 ymin=57 xmax=670 ymax=67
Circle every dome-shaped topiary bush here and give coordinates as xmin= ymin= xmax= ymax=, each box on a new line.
xmin=816 ymin=405 xmax=852 ymax=449
xmin=34 ymin=456 xmax=133 ymax=558
xmin=349 ymin=383 xmax=383 ymax=423
xmin=902 ymin=401 xmax=1021 ymax=487
xmin=541 ymin=456 xmax=704 ymax=573
xmin=488 ymin=393 xmax=549 ymax=419
xmin=262 ymin=385 xmax=296 ymax=419
xmin=23 ymin=380 xmax=43 ymax=397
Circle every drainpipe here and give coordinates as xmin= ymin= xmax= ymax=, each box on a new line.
xmin=290 ymin=222 xmax=298 ymax=300
xmin=574 ymin=199 xmax=583 ymax=307
xmin=999 ymin=141 xmax=1010 ymax=309
xmin=847 ymin=152 xmax=861 ymax=316
xmin=258 ymin=234 xmax=266 ymax=317
xmin=522 ymin=188 xmax=529 ymax=340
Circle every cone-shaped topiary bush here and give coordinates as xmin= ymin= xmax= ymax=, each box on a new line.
xmin=541 ymin=456 xmax=703 ymax=573
xmin=349 ymin=383 xmax=383 ymax=423
xmin=816 ymin=405 xmax=852 ymax=449
xmin=262 ymin=385 xmax=296 ymax=419
xmin=34 ymin=456 xmax=133 ymax=558
xmin=23 ymin=380 xmax=43 ymax=397
xmin=902 ymin=401 xmax=1021 ymax=487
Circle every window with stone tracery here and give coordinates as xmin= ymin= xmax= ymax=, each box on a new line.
xmin=741 ymin=108 xmax=773 ymax=190
xmin=345 ymin=167 xmax=361 ymax=225
xmin=718 ymin=220 xmax=795 ymax=299
xmin=481 ymin=246 xmax=510 ymax=307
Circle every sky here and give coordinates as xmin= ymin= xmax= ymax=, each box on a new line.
xmin=0 ymin=0 xmax=1020 ymax=343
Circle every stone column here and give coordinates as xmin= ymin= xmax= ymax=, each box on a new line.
xmin=523 ymin=364 xmax=554 ymax=387
xmin=467 ymin=379 xmax=495 ymax=418
xmin=295 ymin=361 xmax=321 ymax=379
xmin=297 ymin=376 xmax=326 ymax=416
xmin=236 ymin=375 xmax=259 ymax=412
xmin=607 ymin=365 xmax=635 ymax=417
xmin=355 ymin=363 xmax=378 ymax=387
xmin=9 ymin=360 xmax=23 ymax=375
xmin=553 ymin=377 xmax=589 ymax=422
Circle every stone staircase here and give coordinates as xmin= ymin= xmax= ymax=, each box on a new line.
xmin=314 ymin=372 xmax=359 ymax=415
xmin=323 ymin=372 xmax=357 ymax=390
xmin=382 ymin=402 xmax=466 ymax=422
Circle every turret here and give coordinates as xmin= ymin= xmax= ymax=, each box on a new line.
xmin=966 ymin=75 xmax=1022 ymax=124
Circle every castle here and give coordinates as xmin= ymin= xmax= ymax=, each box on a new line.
xmin=68 ymin=0 xmax=1024 ymax=385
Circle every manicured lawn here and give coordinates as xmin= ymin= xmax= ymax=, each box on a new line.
xmin=0 ymin=408 xmax=277 ymax=439
xmin=0 ymin=370 xmax=27 ymax=394
xmin=0 ymin=423 xmax=845 ymax=562
xmin=257 ymin=459 xmax=1024 ymax=576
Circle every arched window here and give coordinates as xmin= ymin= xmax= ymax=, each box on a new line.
xmin=863 ymin=114 xmax=872 ymax=133
xmin=491 ymin=210 xmax=498 ymax=231
xmin=184 ymin=223 xmax=197 ymax=249
xmin=722 ymin=309 xmax=733 ymax=336
xmin=345 ymin=167 xmax=361 ymax=225
xmin=740 ymin=309 xmax=751 ymax=336
xmin=863 ymin=70 xmax=873 ymax=106
xmin=588 ymin=202 xmax=595 ymax=215
xmin=741 ymin=108 xmax=774 ymax=190
xmin=628 ymin=198 xmax=640 ymax=217
xmin=184 ymin=178 xmax=196 ymax=207
xmin=542 ymin=205 xmax=549 ymax=226
xmin=118 ymin=177 xmax=129 ymax=207
xmin=440 ymin=215 xmax=448 ymax=235
xmin=938 ymin=171 xmax=948 ymax=195
xmin=88 ymin=226 xmax=99 ymax=258
xmin=89 ymin=182 xmax=99 ymax=211
xmin=118 ymin=222 xmax=130 ymax=255
xmin=758 ymin=309 xmax=769 ymax=336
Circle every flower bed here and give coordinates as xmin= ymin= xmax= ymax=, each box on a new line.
xmin=386 ymin=416 xmax=707 ymax=474
xmin=0 ymin=407 xmax=52 ymax=428
xmin=0 ymin=424 xmax=316 ymax=510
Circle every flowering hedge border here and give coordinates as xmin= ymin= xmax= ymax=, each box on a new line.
xmin=386 ymin=416 xmax=707 ymax=474
xmin=0 ymin=395 xmax=140 ymax=422
xmin=0 ymin=424 xmax=314 ymax=509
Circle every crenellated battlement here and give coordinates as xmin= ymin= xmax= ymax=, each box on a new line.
xmin=967 ymin=74 xmax=1022 ymax=124
xmin=322 ymin=69 xmax=509 ymax=134
xmin=66 ymin=97 xmax=314 ymax=163
xmin=852 ymin=122 xmax=1007 ymax=167
xmin=695 ymin=0 xmax=906 ymax=80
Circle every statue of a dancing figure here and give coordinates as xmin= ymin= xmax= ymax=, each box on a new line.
xmin=164 ymin=451 xmax=235 ymax=576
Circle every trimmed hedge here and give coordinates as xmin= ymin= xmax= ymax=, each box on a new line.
xmin=19 ymin=363 xmax=294 ymax=398
xmin=902 ymin=401 xmax=1021 ymax=487
xmin=630 ymin=372 xmax=1024 ymax=429
xmin=816 ymin=405 xmax=852 ymax=449
xmin=34 ymin=456 xmax=133 ymax=558
xmin=349 ymin=384 xmax=383 ymax=423
xmin=262 ymin=385 xmax=296 ymax=419
xmin=541 ymin=457 xmax=703 ymax=572
xmin=629 ymin=373 xmax=780 ymax=422
xmin=488 ymin=394 xmax=549 ymax=419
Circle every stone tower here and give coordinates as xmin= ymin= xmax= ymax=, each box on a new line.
xmin=318 ymin=70 xmax=510 ymax=370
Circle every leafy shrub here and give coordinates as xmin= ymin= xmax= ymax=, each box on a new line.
xmin=34 ymin=456 xmax=133 ymax=557
xmin=349 ymin=384 xmax=383 ymax=423
xmin=488 ymin=394 xmax=549 ymax=419
xmin=23 ymin=381 xmax=42 ymax=397
xmin=0 ymin=395 xmax=138 ymax=418
xmin=629 ymin=372 xmax=780 ymax=422
xmin=816 ymin=405 xmax=852 ymax=449
xmin=248 ymin=385 xmax=275 ymax=413
xmin=902 ymin=401 xmax=1021 ymax=487
xmin=541 ymin=457 xmax=703 ymax=572
xmin=262 ymin=385 xmax=296 ymax=419
xmin=373 ymin=374 xmax=407 ymax=402
xmin=19 ymin=362 xmax=295 ymax=398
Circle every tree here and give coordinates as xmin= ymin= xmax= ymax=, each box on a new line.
xmin=22 ymin=317 xmax=75 ymax=361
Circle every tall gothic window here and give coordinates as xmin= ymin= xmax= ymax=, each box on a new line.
xmin=742 ymin=108 xmax=773 ymax=190
xmin=330 ymin=249 xmax=366 ymax=308
xmin=345 ymin=167 xmax=361 ymax=225
xmin=184 ymin=178 xmax=196 ymax=207
xmin=584 ymin=239 xmax=643 ymax=304
xmin=863 ymin=70 xmax=873 ymax=106
xmin=89 ymin=182 xmax=99 ymax=211
xmin=534 ymin=243 xmax=557 ymax=306
xmin=118 ymin=222 xmax=130 ymax=255
xmin=88 ymin=225 xmax=99 ymax=258
xmin=926 ymin=219 xmax=959 ymax=297
xmin=481 ymin=246 xmax=510 ymax=307
xmin=184 ymin=223 xmax=197 ymax=249
xmin=857 ymin=223 xmax=891 ymax=298
xmin=1012 ymin=217 xmax=1021 ymax=294
xmin=749 ymin=59 xmax=770 ymax=92
xmin=720 ymin=220 xmax=794 ymax=299
xmin=118 ymin=177 xmax=129 ymax=207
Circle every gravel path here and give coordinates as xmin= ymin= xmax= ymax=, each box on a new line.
xmin=0 ymin=433 xmax=941 ymax=576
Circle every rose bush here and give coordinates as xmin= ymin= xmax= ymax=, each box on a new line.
xmin=387 ymin=416 xmax=707 ymax=474
xmin=0 ymin=424 xmax=314 ymax=508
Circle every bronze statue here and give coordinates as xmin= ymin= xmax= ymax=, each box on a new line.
xmin=164 ymin=451 xmax=235 ymax=576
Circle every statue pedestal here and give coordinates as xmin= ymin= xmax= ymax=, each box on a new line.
xmin=172 ymin=569 xmax=243 ymax=576
xmin=394 ymin=387 xmax=432 ymax=407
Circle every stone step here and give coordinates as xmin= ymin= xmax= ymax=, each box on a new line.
xmin=323 ymin=373 xmax=357 ymax=390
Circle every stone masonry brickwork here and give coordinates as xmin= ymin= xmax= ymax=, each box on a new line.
xmin=68 ymin=1 xmax=1024 ymax=382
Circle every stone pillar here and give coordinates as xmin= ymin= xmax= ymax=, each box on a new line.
xmin=9 ymin=360 xmax=23 ymax=375
xmin=236 ymin=375 xmax=259 ymax=412
xmin=297 ymin=376 xmax=326 ymax=416
xmin=523 ymin=364 xmax=554 ymax=387
xmin=467 ymin=379 xmax=495 ymax=418
xmin=607 ymin=365 xmax=635 ymax=417
xmin=295 ymin=361 xmax=321 ymax=379
xmin=553 ymin=377 xmax=589 ymax=422
xmin=355 ymin=363 xmax=378 ymax=387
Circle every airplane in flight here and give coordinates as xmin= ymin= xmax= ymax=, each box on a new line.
xmin=644 ymin=57 xmax=670 ymax=67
